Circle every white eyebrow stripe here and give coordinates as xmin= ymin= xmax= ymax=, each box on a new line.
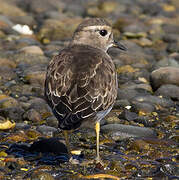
xmin=83 ymin=25 xmax=111 ymax=31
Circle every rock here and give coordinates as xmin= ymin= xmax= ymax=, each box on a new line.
xmin=21 ymin=0 xmax=65 ymax=14
xmin=118 ymin=110 xmax=138 ymax=121
xmin=114 ymin=99 xmax=131 ymax=109
xmin=153 ymin=58 xmax=179 ymax=70
xmin=23 ymin=109 xmax=42 ymax=123
xmin=155 ymin=84 xmax=179 ymax=101
xmin=0 ymin=15 xmax=14 ymax=27
xmin=121 ymin=83 xmax=152 ymax=93
xmin=150 ymin=67 xmax=179 ymax=90
xmin=132 ymin=95 xmax=174 ymax=108
xmin=101 ymin=124 xmax=156 ymax=141
xmin=166 ymin=42 xmax=179 ymax=53
xmin=13 ymin=53 xmax=49 ymax=65
xmin=0 ymin=66 xmax=17 ymax=82
xmin=0 ymin=58 xmax=16 ymax=68
xmin=36 ymin=125 xmax=58 ymax=136
xmin=135 ymin=37 xmax=153 ymax=47
xmin=28 ymin=98 xmax=50 ymax=117
xmin=29 ymin=171 xmax=54 ymax=180
xmin=0 ymin=107 xmax=24 ymax=122
xmin=129 ymin=139 xmax=150 ymax=151
xmin=162 ymin=24 xmax=179 ymax=34
xmin=19 ymin=46 xmax=44 ymax=55
xmin=15 ymin=123 xmax=31 ymax=130
xmin=132 ymin=101 xmax=156 ymax=113
xmin=37 ymin=17 xmax=82 ymax=42
xmin=9 ymin=15 xmax=36 ymax=27
xmin=46 ymin=116 xmax=58 ymax=128
xmin=0 ymin=96 xmax=19 ymax=108
xmin=0 ymin=0 xmax=26 ymax=17
xmin=24 ymin=71 xmax=46 ymax=86
xmin=16 ymin=38 xmax=41 ymax=47
xmin=163 ymin=34 xmax=179 ymax=43
xmin=117 ymin=87 xmax=150 ymax=101
xmin=86 ymin=1 xmax=118 ymax=17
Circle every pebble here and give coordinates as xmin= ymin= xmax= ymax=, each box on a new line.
xmin=46 ymin=116 xmax=58 ymax=128
xmin=0 ymin=107 xmax=24 ymax=122
xmin=155 ymin=84 xmax=179 ymax=101
xmin=19 ymin=46 xmax=44 ymax=55
xmin=0 ymin=0 xmax=178 ymax=178
xmin=23 ymin=108 xmax=42 ymax=123
xmin=36 ymin=125 xmax=58 ymax=136
xmin=150 ymin=67 xmax=179 ymax=90
xmin=132 ymin=95 xmax=174 ymax=108
xmin=101 ymin=124 xmax=156 ymax=141
xmin=131 ymin=101 xmax=156 ymax=113
xmin=24 ymin=70 xmax=46 ymax=86
xmin=0 ymin=97 xmax=19 ymax=108
xmin=15 ymin=123 xmax=31 ymax=130
xmin=37 ymin=17 xmax=82 ymax=41
xmin=0 ymin=0 xmax=26 ymax=17
xmin=28 ymin=98 xmax=51 ymax=116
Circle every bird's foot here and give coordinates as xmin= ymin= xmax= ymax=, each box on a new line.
xmin=95 ymin=156 xmax=104 ymax=168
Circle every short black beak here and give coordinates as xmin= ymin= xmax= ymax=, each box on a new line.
xmin=113 ymin=40 xmax=127 ymax=51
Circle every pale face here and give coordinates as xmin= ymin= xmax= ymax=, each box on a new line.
xmin=72 ymin=25 xmax=114 ymax=52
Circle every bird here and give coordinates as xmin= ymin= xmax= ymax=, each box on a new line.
xmin=44 ymin=18 xmax=126 ymax=163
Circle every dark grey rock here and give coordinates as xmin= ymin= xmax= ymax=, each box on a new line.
xmin=153 ymin=58 xmax=179 ymax=70
xmin=15 ymin=122 xmax=31 ymax=130
xmin=23 ymin=108 xmax=42 ymax=122
xmin=131 ymin=101 xmax=156 ymax=113
xmin=15 ymin=37 xmax=41 ymax=46
xmin=155 ymin=84 xmax=179 ymax=101
xmin=20 ymin=0 xmax=65 ymax=14
xmin=118 ymin=110 xmax=138 ymax=121
xmin=36 ymin=125 xmax=58 ymax=136
xmin=29 ymin=98 xmax=50 ymax=115
xmin=101 ymin=124 xmax=157 ymax=140
xmin=10 ymin=15 xmax=36 ymax=26
xmin=0 ymin=107 xmax=25 ymax=122
xmin=117 ymin=86 xmax=150 ymax=101
xmin=0 ymin=15 xmax=14 ymax=27
xmin=167 ymin=43 xmax=179 ymax=53
xmin=114 ymin=99 xmax=130 ymax=109
xmin=132 ymin=95 xmax=174 ymax=108
xmin=46 ymin=116 xmax=58 ymax=128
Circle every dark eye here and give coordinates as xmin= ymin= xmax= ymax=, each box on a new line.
xmin=99 ymin=29 xmax=108 ymax=36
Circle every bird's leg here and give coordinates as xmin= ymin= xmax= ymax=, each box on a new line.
xmin=95 ymin=121 xmax=101 ymax=163
xmin=63 ymin=130 xmax=71 ymax=156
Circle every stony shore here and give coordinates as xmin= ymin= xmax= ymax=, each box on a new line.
xmin=0 ymin=0 xmax=178 ymax=179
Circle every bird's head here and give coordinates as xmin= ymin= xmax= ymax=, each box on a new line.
xmin=71 ymin=18 xmax=126 ymax=52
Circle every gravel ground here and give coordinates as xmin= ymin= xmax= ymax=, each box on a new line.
xmin=0 ymin=0 xmax=178 ymax=179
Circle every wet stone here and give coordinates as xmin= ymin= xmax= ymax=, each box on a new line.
xmin=101 ymin=124 xmax=156 ymax=141
xmin=28 ymin=98 xmax=50 ymax=116
xmin=132 ymin=95 xmax=174 ymax=108
xmin=0 ymin=107 xmax=24 ymax=122
xmin=131 ymin=101 xmax=156 ymax=113
xmin=155 ymin=84 xmax=179 ymax=101
xmin=0 ymin=0 xmax=178 ymax=179
xmin=46 ymin=116 xmax=58 ymax=128
xmin=14 ymin=123 xmax=31 ymax=130
xmin=23 ymin=108 xmax=42 ymax=123
xmin=153 ymin=58 xmax=179 ymax=70
xmin=150 ymin=67 xmax=179 ymax=90
xmin=36 ymin=125 xmax=58 ymax=136
xmin=0 ymin=97 xmax=19 ymax=108
xmin=19 ymin=46 xmax=44 ymax=55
